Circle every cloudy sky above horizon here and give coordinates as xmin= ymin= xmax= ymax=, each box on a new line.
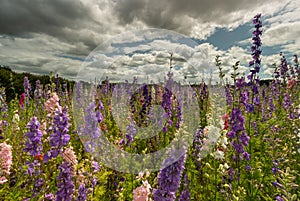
xmin=0 ymin=0 xmax=299 ymax=82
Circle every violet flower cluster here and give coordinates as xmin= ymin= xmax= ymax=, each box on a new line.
xmin=24 ymin=117 xmax=43 ymax=157
xmin=81 ymin=102 xmax=101 ymax=152
xmin=23 ymin=76 xmax=31 ymax=105
xmin=44 ymin=108 xmax=70 ymax=162
xmin=56 ymin=161 xmax=75 ymax=201
xmin=228 ymin=108 xmax=251 ymax=163
xmin=248 ymin=13 xmax=263 ymax=81
xmin=77 ymin=183 xmax=88 ymax=201
xmin=178 ymin=174 xmax=190 ymax=201
xmin=153 ymin=153 xmax=186 ymax=201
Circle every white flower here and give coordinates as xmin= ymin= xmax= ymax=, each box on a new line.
xmin=206 ymin=125 xmax=221 ymax=142
xmin=213 ymin=149 xmax=224 ymax=160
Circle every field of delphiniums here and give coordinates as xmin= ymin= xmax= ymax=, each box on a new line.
xmin=0 ymin=14 xmax=300 ymax=201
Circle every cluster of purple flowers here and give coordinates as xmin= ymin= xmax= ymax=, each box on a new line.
xmin=228 ymin=108 xmax=250 ymax=163
xmin=23 ymin=76 xmax=32 ymax=106
xmin=81 ymin=102 xmax=101 ymax=152
xmin=24 ymin=117 xmax=43 ymax=157
xmin=77 ymin=183 xmax=88 ymax=201
xmin=248 ymin=13 xmax=263 ymax=80
xmin=153 ymin=153 xmax=186 ymax=201
xmin=56 ymin=161 xmax=75 ymax=201
xmin=178 ymin=174 xmax=190 ymax=201
xmin=44 ymin=108 xmax=70 ymax=162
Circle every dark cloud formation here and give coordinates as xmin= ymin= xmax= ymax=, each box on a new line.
xmin=0 ymin=0 xmax=101 ymax=52
xmin=114 ymin=0 xmax=274 ymax=34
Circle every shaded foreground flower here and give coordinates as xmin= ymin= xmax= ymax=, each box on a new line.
xmin=153 ymin=153 xmax=186 ymax=201
xmin=56 ymin=161 xmax=75 ymax=201
xmin=0 ymin=141 xmax=12 ymax=184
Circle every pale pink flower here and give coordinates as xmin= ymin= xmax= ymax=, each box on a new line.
xmin=45 ymin=93 xmax=62 ymax=115
xmin=0 ymin=176 xmax=8 ymax=184
xmin=133 ymin=180 xmax=151 ymax=201
xmin=0 ymin=142 xmax=12 ymax=184
xmin=62 ymin=146 xmax=78 ymax=168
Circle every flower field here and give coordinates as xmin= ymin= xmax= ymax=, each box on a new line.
xmin=0 ymin=14 xmax=300 ymax=201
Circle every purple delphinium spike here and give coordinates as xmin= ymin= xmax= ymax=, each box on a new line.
xmin=44 ymin=108 xmax=70 ymax=163
xmin=56 ymin=161 xmax=75 ymax=201
xmin=153 ymin=153 xmax=186 ymax=201
xmin=280 ymin=52 xmax=289 ymax=80
xmin=229 ymin=108 xmax=250 ymax=161
xmin=24 ymin=76 xmax=31 ymax=106
xmin=77 ymin=183 xmax=88 ymax=201
xmin=80 ymin=102 xmax=101 ymax=153
xmin=178 ymin=174 xmax=190 ymax=201
xmin=24 ymin=117 xmax=43 ymax=157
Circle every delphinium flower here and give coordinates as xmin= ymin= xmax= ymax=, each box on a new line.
xmin=123 ymin=123 xmax=136 ymax=145
xmin=0 ymin=141 xmax=12 ymax=184
xmin=161 ymin=87 xmax=173 ymax=133
xmin=192 ymin=129 xmax=203 ymax=169
xmin=34 ymin=80 xmax=41 ymax=99
xmin=56 ymin=161 xmax=75 ymax=201
xmin=248 ymin=13 xmax=263 ymax=81
xmin=279 ymin=52 xmax=289 ymax=81
xmin=77 ymin=183 xmax=88 ymax=201
xmin=62 ymin=146 xmax=78 ymax=169
xmin=133 ymin=180 xmax=152 ymax=201
xmin=24 ymin=76 xmax=31 ymax=106
xmin=20 ymin=93 xmax=26 ymax=109
xmin=228 ymin=108 xmax=250 ymax=163
xmin=178 ymin=174 xmax=190 ymax=201
xmin=45 ymin=92 xmax=62 ymax=116
xmin=55 ymin=74 xmax=60 ymax=93
xmin=44 ymin=108 xmax=70 ymax=163
xmin=24 ymin=117 xmax=43 ymax=157
xmin=153 ymin=153 xmax=186 ymax=201
xmin=44 ymin=193 xmax=55 ymax=200
xmin=275 ymin=195 xmax=285 ymax=201
xmin=80 ymin=102 xmax=101 ymax=153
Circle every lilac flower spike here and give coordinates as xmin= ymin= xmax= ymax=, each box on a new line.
xmin=153 ymin=153 xmax=186 ymax=201
xmin=24 ymin=117 xmax=43 ymax=157
xmin=56 ymin=161 xmax=75 ymax=201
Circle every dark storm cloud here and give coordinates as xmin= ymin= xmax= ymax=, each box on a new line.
xmin=0 ymin=0 xmax=100 ymax=52
xmin=114 ymin=0 xmax=274 ymax=33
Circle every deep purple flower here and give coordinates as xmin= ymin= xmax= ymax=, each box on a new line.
xmin=280 ymin=52 xmax=289 ymax=78
xmin=232 ymin=140 xmax=244 ymax=154
xmin=283 ymin=93 xmax=291 ymax=110
xmin=50 ymin=108 xmax=70 ymax=147
xmin=229 ymin=108 xmax=245 ymax=134
xmin=248 ymin=14 xmax=263 ymax=84
xmin=178 ymin=174 xmax=190 ymax=201
xmin=77 ymin=183 xmax=88 ymax=201
xmin=44 ymin=108 xmax=70 ymax=162
xmin=239 ymin=132 xmax=250 ymax=146
xmin=125 ymin=123 xmax=136 ymax=143
xmin=56 ymin=161 xmax=75 ymax=201
xmin=153 ymin=153 xmax=186 ymax=201
xmin=242 ymin=152 xmax=251 ymax=161
xmin=24 ymin=117 xmax=43 ymax=157
xmin=91 ymin=177 xmax=98 ymax=188
xmin=275 ymin=195 xmax=284 ymax=201
xmin=24 ymin=76 xmax=32 ymax=101
xmin=44 ymin=193 xmax=54 ymax=200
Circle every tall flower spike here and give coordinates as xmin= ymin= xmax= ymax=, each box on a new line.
xmin=24 ymin=117 xmax=43 ymax=157
xmin=56 ymin=161 xmax=75 ymax=201
xmin=0 ymin=141 xmax=12 ymax=184
xmin=248 ymin=13 xmax=263 ymax=81
xmin=153 ymin=153 xmax=186 ymax=201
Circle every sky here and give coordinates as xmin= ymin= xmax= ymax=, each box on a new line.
xmin=0 ymin=0 xmax=299 ymax=83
